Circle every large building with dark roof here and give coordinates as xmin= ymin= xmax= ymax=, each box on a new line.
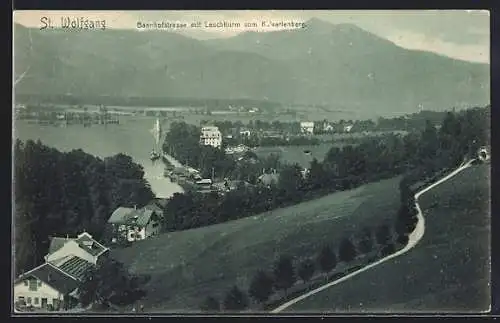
xmin=14 ymin=263 xmax=79 ymax=311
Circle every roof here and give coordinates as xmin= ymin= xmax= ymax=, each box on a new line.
xmin=144 ymin=203 xmax=163 ymax=215
xmin=56 ymin=256 xmax=94 ymax=281
xmin=127 ymin=208 xmax=156 ymax=227
xmin=48 ymin=237 xmax=71 ymax=254
xmin=75 ymin=234 xmax=107 ymax=257
xmin=48 ymin=232 xmax=108 ymax=258
xmin=16 ymin=263 xmax=79 ymax=295
xmin=258 ymin=173 xmax=280 ymax=186
xmin=152 ymin=198 xmax=168 ymax=208
xmin=108 ymin=207 xmax=135 ymax=224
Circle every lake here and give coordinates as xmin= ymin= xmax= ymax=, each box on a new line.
xmin=14 ymin=117 xmax=184 ymax=199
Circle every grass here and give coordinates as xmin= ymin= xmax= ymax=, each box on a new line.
xmin=109 ymin=175 xmax=403 ymax=312
xmin=286 ymin=164 xmax=490 ymax=313
xmin=253 ymin=144 xmax=340 ymax=169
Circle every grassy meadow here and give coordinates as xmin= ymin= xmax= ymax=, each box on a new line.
xmin=110 ymin=175 xmax=403 ymax=312
xmin=287 ymin=164 xmax=490 ymax=313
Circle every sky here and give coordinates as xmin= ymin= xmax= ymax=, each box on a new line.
xmin=13 ymin=10 xmax=490 ymax=63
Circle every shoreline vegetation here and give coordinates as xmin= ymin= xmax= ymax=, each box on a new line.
xmin=14 ymin=105 xmax=489 ymax=312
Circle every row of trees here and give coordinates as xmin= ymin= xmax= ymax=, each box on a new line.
xmin=200 ymin=223 xmax=401 ymax=312
xmin=14 ymin=139 xmax=155 ymax=276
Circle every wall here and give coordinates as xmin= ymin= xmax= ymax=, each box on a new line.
xmin=14 ymin=279 xmax=63 ymax=308
xmin=145 ymin=218 xmax=161 ymax=238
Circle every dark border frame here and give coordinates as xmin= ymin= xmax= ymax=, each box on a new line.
xmin=8 ymin=0 xmax=498 ymax=321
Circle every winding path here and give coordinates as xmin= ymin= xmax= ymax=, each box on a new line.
xmin=271 ymin=159 xmax=476 ymax=313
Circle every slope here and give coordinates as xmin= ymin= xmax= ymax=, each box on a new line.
xmin=286 ymin=164 xmax=490 ymax=313
xmin=111 ymin=175 xmax=403 ymax=311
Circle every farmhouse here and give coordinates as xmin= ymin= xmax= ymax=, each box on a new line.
xmin=108 ymin=206 xmax=163 ymax=242
xmin=14 ymin=263 xmax=79 ymax=311
xmin=15 ymin=231 xmax=108 ymax=311
xmin=300 ymin=121 xmax=315 ymax=135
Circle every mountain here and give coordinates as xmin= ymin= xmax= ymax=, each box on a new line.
xmin=13 ymin=19 xmax=490 ymax=113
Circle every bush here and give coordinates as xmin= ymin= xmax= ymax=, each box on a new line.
xmin=357 ymin=227 xmax=374 ymax=254
xmin=376 ymin=224 xmax=392 ymax=246
xmin=273 ymin=255 xmax=296 ymax=296
xmin=223 ymin=286 xmax=248 ymax=311
xmin=396 ymin=233 xmax=409 ymax=246
xmin=317 ymin=245 xmax=337 ymax=278
xmin=200 ymin=296 xmax=220 ymax=312
xmin=339 ymin=237 xmax=357 ymax=263
xmin=297 ymin=258 xmax=316 ymax=284
xmin=381 ymin=243 xmax=396 ymax=257
xmin=248 ymin=270 xmax=274 ymax=304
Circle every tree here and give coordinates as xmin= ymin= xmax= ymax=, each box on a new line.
xmin=317 ymin=245 xmax=337 ymax=280
xmin=223 ymin=285 xmax=248 ymax=311
xmin=307 ymin=158 xmax=326 ymax=189
xmin=79 ymin=258 xmax=137 ymax=307
xmin=13 ymin=140 xmax=153 ymax=276
xmin=381 ymin=243 xmax=396 ymax=257
xmin=297 ymin=258 xmax=316 ymax=286
xmin=200 ymin=296 xmax=221 ymax=312
xmin=273 ymin=255 xmax=296 ymax=296
xmin=357 ymin=227 xmax=374 ymax=255
xmin=278 ymin=163 xmax=305 ymax=197
xmin=376 ymin=224 xmax=392 ymax=246
xmin=339 ymin=237 xmax=357 ymax=263
xmin=248 ymin=270 xmax=274 ymax=305
xmin=396 ymin=233 xmax=409 ymax=246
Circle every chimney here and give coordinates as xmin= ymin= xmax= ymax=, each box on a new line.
xmin=66 ymin=234 xmax=69 ymax=240
xmin=47 ymin=273 xmax=52 ymax=282
xmin=134 ymin=205 xmax=137 ymax=210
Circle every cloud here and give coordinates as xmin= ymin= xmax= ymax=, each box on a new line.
xmin=386 ymin=30 xmax=489 ymax=64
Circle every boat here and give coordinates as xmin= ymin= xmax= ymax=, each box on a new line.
xmin=150 ymin=151 xmax=161 ymax=161
xmin=149 ymin=118 xmax=163 ymax=162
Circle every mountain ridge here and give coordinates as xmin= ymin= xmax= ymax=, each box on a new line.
xmin=13 ymin=19 xmax=490 ymax=113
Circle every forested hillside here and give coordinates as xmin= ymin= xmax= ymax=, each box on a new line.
xmin=14 ymin=140 xmax=154 ymax=276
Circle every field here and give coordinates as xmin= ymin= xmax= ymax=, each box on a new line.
xmin=253 ymin=144 xmax=338 ymax=169
xmin=286 ymin=164 xmax=490 ymax=313
xmin=110 ymin=175 xmax=403 ymax=312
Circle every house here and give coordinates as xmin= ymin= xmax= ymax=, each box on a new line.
xmin=200 ymin=126 xmax=222 ymax=148
xmin=323 ymin=123 xmax=334 ymax=133
xmin=108 ymin=206 xmax=163 ymax=242
xmin=344 ymin=124 xmax=354 ymax=133
xmin=257 ymin=172 xmax=280 ymax=188
xmin=239 ymin=129 xmax=251 ymax=137
xmin=45 ymin=232 xmax=109 ymax=266
xmin=14 ymin=262 xmax=80 ymax=311
xmin=300 ymin=121 xmax=315 ymax=135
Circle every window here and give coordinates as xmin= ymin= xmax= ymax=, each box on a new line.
xmin=24 ymin=281 xmax=28 ymax=286
xmin=34 ymin=298 xmax=39 ymax=305
xmin=29 ymin=279 xmax=38 ymax=291
xmin=18 ymin=296 xmax=25 ymax=304
xmin=27 ymin=297 xmax=32 ymax=304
